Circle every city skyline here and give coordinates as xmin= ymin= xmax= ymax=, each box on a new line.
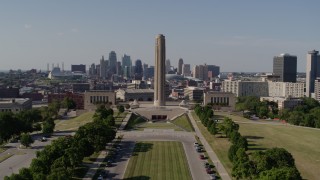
xmin=1 ymin=1 xmax=320 ymax=72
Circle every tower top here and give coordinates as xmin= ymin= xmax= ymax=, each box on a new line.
xmin=308 ymin=50 xmax=319 ymax=55
xmin=157 ymin=34 xmax=165 ymax=38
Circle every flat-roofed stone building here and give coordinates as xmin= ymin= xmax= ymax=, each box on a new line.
xmin=84 ymin=90 xmax=116 ymax=110
xmin=116 ymin=89 xmax=154 ymax=102
xmin=0 ymin=98 xmax=32 ymax=113
xmin=203 ymin=92 xmax=236 ymax=111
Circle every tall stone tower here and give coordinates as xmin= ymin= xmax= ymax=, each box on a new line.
xmin=154 ymin=34 xmax=166 ymax=107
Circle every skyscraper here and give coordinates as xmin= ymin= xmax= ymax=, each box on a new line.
xmin=100 ymin=56 xmax=107 ymax=79
xmin=178 ymin=58 xmax=183 ymax=75
xmin=154 ymin=34 xmax=166 ymax=107
xmin=273 ymin=53 xmax=297 ymax=82
xmin=306 ymin=50 xmax=320 ymax=97
xmin=182 ymin=64 xmax=191 ymax=76
xmin=165 ymin=59 xmax=171 ymax=74
xmin=207 ymin=65 xmax=220 ymax=78
xmin=109 ymin=51 xmax=117 ymax=74
xmin=134 ymin=59 xmax=143 ymax=80
xmin=122 ymin=54 xmax=132 ymax=79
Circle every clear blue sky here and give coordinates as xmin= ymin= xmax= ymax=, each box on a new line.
xmin=0 ymin=0 xmax=319 ymax=72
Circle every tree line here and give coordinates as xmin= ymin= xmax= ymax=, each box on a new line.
xmin=4 ymin=104 xmax=116 ymax=180
xmin=194 ymin=104 xmax=302 ymax=179
xmin=0 ymin=97 xmax=79 ymax=145
xmin=236 ymin=96 xmax=320 ymax=128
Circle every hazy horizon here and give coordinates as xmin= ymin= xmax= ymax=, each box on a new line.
xmin=1 ymin=1 xmax=319 ymax=72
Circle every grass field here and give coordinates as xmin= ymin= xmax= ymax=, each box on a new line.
xmin=0 ymin=153 xmax=13 ymax=163
xmin=215 ymin=111 xmax=320 ymax=180
xmin=124 ymin=141 xmax=192 ymax=180
xmin=191 ymin=112 xmax=233 ymax=176
xmin=171 ymin=114 xmax=194 ymax=132
xmin=115 ymin=112 xmax=128 ymax=128
xmin=125 ymin=113 xmax=146 ymax=130
xmin=54 ymin=111 xmax=95 ymax=131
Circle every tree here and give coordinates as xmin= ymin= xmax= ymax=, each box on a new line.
xmin=20 ymin=133 xmax=34 ymax=148
xmin=42 ymin=120 xmax=55 ymax=136
xmin=75 ymin=121 xmax=116 ymax=152
xmin=62 ymin=97 xmax=76 ymax=110
xmin=303 ymin=114 xmax=315 ymax=127
xmin=251 ymin=148 xmax=298 ymax=175
xmin=236 ymin=136 xmax=248 ymax=151
xmin=18 ymin=168 xmax=33 ymax=180
xmin=259 ymin=167 xmax=302 ymax=180
xmin=230 ymin=131 xmax=241 ymax=144
xmin=231 ymin=148 xmax=254 ymax=179
xmin=287 ymin=111 xmax=304 ymax=125
xmin=117 ymin=105 xmax=125 ymax=114
xmin=257 ymin=105 xmax=269 ymax=118
xmin=209 ymin=121 xmax=218 ymax=135
xmin=105 ymin=115 xmax=115 ymax=127
xmin=228 ymin=144 xmax=238 ymax=162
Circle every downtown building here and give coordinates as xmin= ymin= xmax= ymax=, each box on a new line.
xmin=306 ymin=50 xmax=320 ymax=98
xmin=221 ymin=80 xmax=268 ymax=97
xmin=71 ymin=64 xmax=86 ymax=73
xmin=182 ymin=64 xmax=191 ymax=76
xmin=273 ymin=53 xmax=297 ymax=82
xmin=268 ymin=82 xmax=304 ymax=98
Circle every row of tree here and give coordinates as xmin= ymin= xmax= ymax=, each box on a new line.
xmin=194 ymin=104 xmax=302 ymax=179
xmin=0 ymin=109 xmax=42 ymax=143
xmin=5 ymin=105 xmax=116 ymax=179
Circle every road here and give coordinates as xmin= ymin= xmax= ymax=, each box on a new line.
xmin=188 ymin=111 xmax=231 ymax=180
xmin=0 ymin=131 xmax=73 ymax=179
xmin=103 ymin=130 xmax=215 ymax=180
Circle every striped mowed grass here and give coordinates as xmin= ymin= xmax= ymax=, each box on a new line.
xmin=124 ymin=141 xmax=192 ymax=180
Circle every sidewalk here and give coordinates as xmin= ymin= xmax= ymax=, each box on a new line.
xmin=82 ymin=111 xmax=132 ymax=179
xmin=188 ymin=111 xmax=231 ymax=180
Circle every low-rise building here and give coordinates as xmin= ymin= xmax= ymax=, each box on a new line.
xmin=48 ymin=92 xmax=84 ymax=109
xmin=116 ymin=89 xmax=154 ymax=102
xmin=203 ymin=91 xmax=236 ymax=111
xmin=0 ymin=87 xmax=19 ymax=98
xmin=184 ymin=87 xmax=204 ymax=101
xmin=84 ymin=90 xmax=116 ymax=110
xmin=72 ymin=83 xmax=90 ymax=93
xmin=260 ymin=96 xmax=303 ymax=110
xmin=0 ymin=98 xmax=32 ymax=113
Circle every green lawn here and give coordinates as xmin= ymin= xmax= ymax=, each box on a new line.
xmin=200 ymin=111 xmax=320 ymax=180
xmin=125 ymin=113 xmax=147 ymax=130
xmin=54 ymin=111 xmax=95 ymax=131
xmin=0 ymin=153 xmax=13 ymax=163
xmin=135 ymin=122 xmax=183 ymax=131
xmin=124 ymin=141 xmax=192 ymax=180
xmin=171 ymin=114 xmax=194 ymax=132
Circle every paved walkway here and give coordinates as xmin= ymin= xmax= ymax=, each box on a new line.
xmin=188 ymin=111 xmax=231 ymax=180
xmin=82 ymin=111 xmax=132 ymax=180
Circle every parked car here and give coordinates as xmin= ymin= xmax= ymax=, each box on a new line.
xmin=204 ymin=162 xmax=210 ymax=168
xmin=199 ymin=154 xmax=205 ymax=159
xmin=206 ymin=168 xmax=212 ymax=174
xmin=40 ymin=137 xmax=47 ymax=142
xmin=210 ymin=173 xmax=216 ymax=180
